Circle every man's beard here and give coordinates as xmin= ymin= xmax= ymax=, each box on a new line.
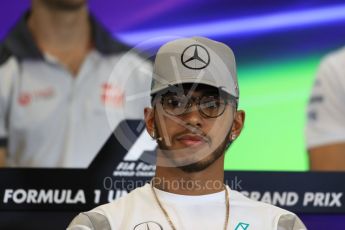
xmin=41 ymin=0 xmax=86 ymax=11
xmin=178 ymin=134 xmax=232 ymax=173
xmin=157 ymin=129 xmax=233 ymax=173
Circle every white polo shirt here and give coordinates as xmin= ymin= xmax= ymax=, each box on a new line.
xmin=306 ymin=46 xmax=345 ymax=148
xmin=0 ymin=13 xmax=152 ymax=167
xmin=67 ymin=184 xmax=307 ymax=230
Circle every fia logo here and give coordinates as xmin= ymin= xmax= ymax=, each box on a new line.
xmin=112 ymin=125 xmax=157 ymax=177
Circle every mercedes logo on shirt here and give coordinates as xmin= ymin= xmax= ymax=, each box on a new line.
xmin=133 ymin=221 xmax=163 ymax=230
xmin=181 ymin=44 xmax=210 ymax=69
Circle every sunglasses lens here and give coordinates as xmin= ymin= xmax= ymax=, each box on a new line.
xmin=162 ymin=95 xmax=188 ymax=116
xmin=162 ymin=94 xmax=226 ymax=118
xmin=199 ymin=96 xmax=226 ymax=118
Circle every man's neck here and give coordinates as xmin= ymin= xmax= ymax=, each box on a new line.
xmin=28 ymin=2 xmax=92 ymax=75
xmin=153 ymin=156 xmax=225 ymax=196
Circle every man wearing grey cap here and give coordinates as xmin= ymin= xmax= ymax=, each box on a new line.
xmin=68 ymin=37 xmax=306 ymax=230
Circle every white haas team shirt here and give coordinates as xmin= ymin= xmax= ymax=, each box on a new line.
xmin=67 ymin=184 xmax=307 ymax=230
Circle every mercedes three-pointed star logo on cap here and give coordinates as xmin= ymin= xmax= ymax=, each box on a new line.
xmin=181 ymin=44 xmax=210 ymax=70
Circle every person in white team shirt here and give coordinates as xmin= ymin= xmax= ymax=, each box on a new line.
xmin=68 ymin=37 xmax=307 ymax=230
xmin=0 ymin=0 xmax=151 ymax=167
xmin=306 ymin=47 xmax=345 ymax=171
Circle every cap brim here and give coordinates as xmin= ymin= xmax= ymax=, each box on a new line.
xmin=150 ymin=78 xmax=232 ymax=96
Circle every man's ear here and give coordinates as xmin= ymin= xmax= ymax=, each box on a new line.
xmin=229 ymin=110 xmax=245 ymax=141
xmin=144 ymin=107 xmax=155 ymax=138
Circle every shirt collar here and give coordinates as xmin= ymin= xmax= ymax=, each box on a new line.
xmin=2 ymin=11 xmax=130 ymax=60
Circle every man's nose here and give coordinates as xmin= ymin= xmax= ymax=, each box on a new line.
xmin=183 ymin=103 xmax=203 ymax=127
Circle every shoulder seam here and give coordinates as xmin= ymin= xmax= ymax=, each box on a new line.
xmin=80 ymin=213 xmax=95 ymax=230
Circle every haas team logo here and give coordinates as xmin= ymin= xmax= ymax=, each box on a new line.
xmin=18 ymin=93 xmax=32 ymax=106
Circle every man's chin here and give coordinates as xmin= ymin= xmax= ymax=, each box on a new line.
xmin=159 ymin=148 xmax=211 ymax=166
xmin=177 ymin=160 xmax=213 ymax=173
xmin=166 ymin=149 xmax=222 ymax=172
xmin=165 ymin=140 xmax=228 ymax=172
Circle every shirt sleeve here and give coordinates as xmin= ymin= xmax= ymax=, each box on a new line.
xmin=305 ymin=52 xmax=345 ymax=149
xmin=67 ymin=212 xmax=111 ymax=230
xmin=0 ymin=58 xmax=16 ymax=148
xmin=277 ymin=214 xmax=307 ymax=230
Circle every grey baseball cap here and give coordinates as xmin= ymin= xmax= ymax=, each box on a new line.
xmin=151 ymin=36 xmax=239 ymax=98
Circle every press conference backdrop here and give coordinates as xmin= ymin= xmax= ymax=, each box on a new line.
xmin=2 ymin=0 xmax=345 ymax=171
xmin=0 ymin=120 xmax=344 ymax=230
